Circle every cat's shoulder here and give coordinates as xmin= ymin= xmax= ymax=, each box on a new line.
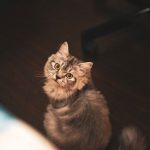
xmin=83 ymin=88 xmax=105 ymax=101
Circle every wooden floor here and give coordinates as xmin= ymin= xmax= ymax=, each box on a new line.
xmin=1 ymin=0 xmax=150 ymax=149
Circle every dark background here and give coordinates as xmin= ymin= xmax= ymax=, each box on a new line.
xmin=0 ymin=0 xmax=150 ymax=149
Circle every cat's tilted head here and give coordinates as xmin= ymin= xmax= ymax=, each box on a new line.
xmin=43 ymin=42 xmax=93 ymax=100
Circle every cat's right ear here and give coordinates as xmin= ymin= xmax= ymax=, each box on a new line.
xmin=79 ymin=62 xmax=93 ymax=71
xmin=78 ymin=62 xmax=93 ymax=75
xmin=56 ymin=42 xmax=69 ymax=58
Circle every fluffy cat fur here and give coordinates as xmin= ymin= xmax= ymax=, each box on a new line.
xmin=43 ymin=42 xmax=146 ymax=150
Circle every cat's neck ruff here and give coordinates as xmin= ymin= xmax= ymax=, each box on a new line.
xmin=50 ymin=91 xmax=79 ymax=109
xmin=49 ymin=85 xmax=89 ymax=109
xmin=43 ymin=79 xmax=76 ymax=100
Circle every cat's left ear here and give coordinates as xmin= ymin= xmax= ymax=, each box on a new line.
xmin=78 ymin=62 xmax=93 ymax=73
xmin=56 ymin=42 xmax=69 ymax=58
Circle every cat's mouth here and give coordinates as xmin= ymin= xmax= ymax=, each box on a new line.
xmin=53 ymin=77 xmax=66 ymax=87
xmin=52 ymin=75 xmax=61 ymax=82
xmin=48 ymin=74 xmax=60 ymax=82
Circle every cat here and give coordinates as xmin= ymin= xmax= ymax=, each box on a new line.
xmin=43 ymin=42 xmax=145 ymax=150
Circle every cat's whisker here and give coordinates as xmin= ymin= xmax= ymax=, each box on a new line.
xmin=34 ymin=71 xmax=45 ymax=78
xmin=39 ymin=78 xmax=46 ymax=83
xmin=35 ymin=75 xmax=45 ymax=78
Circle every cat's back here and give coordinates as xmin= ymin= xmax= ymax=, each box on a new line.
xmin=81 ymin=88 xmax=109 ymax=114
xmin=80 ymin=88 xmax=111 ymax=149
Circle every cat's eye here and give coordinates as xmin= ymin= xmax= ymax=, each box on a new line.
xmin=66 ymin=73 xmax=73 ymax=79
xmin=54 ymin=63 xmax=60 ymax=70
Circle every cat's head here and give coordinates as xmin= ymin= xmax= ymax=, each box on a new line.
xmin=43 ymin=42 xmax=93 ymax=100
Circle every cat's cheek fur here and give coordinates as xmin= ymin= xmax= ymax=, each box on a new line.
xmin=44 ymin=63 xmax=49 ymax=78
xmin=75 ymin=76 xmax=88 ymax=90
xmin=44 ymin=62 xmax=54 ymax=79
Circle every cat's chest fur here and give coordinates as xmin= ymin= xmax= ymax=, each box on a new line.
xmin=44 ymin=89 xmax=111 ymax=150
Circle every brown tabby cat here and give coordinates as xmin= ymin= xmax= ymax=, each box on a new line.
xmin=43 ymin=42 xmax=145 ymax=150
xmin=43 ymin=42 xmax=111 ymax=150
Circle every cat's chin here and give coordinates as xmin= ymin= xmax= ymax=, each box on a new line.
xmin=43 ymin=80 xmax=74 ymax=100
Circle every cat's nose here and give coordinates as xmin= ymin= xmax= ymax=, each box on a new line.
xmin=56 ymin=75 xmax=61 ymax=80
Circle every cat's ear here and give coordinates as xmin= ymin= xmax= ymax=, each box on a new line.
xmin=56 ymin=42 xmax=69 ymax=58
xmin=78 ymin=62 xmax=93 ymax=73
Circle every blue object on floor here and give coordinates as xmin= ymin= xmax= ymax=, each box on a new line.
xmin=0 ymin=105 xmax=15 ymax=132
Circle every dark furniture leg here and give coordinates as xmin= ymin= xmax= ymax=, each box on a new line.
xmin=81 ymin=8 xmax=150 ymax=58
